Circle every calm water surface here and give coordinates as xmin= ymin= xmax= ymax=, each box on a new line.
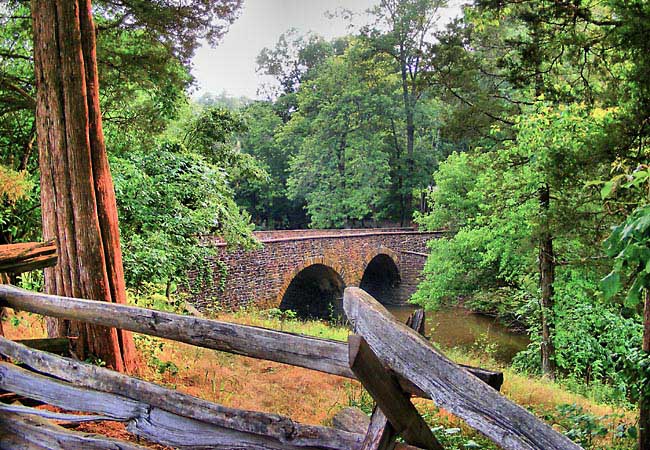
xmin=386 ymin=305 xmax=529 ymax=364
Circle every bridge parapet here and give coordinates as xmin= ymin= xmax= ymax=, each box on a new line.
xmin=188 ymin=229 xmax=445 ymax=316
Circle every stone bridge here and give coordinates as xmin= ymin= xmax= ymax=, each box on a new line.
xmin=188 ymin=228 xmax=443 ymax=319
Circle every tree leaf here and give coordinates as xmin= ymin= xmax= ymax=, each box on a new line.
xmin=600 ymin=180 xmax=615 ymax=199
xmin=600 ymin=271 xmax=621 ymax=299
xmin=624 ymin=276 xmax=644 ymax=307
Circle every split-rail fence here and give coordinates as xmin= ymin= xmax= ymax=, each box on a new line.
xmin=0 ymin=242 xmax=582 ymax=449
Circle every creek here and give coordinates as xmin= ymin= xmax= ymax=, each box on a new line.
xmin=386 ymin=305 xmax=529 ymax=364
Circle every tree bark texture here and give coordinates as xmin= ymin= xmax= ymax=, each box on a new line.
xmin=31 ymin=0 xmax=136 ymax=372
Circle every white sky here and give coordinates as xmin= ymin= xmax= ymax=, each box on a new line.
xmin=191 ymin=0 xmax=462 ymax=99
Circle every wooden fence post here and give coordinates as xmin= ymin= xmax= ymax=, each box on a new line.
xmin=360 ymin=308 xmax=445 ymax=450
xmin=349 ymin=334 xmax=443 ymax=450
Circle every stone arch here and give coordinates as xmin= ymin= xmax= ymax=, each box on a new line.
xmin=359 ymin=249 xmax=402 ymax=305
xmin=277 ymin=260 xmax=346 ymax=320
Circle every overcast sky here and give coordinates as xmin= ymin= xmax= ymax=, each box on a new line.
xmin=191 ymin=0 xmax=377 ymax=99
xmin=191 ymin=0 xmax=463 ymax=99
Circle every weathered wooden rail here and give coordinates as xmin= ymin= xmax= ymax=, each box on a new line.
xmin=0 ymin=283 xmax=582 ymax=449
xmin=0 ymin=240 xmax=57 ymax=274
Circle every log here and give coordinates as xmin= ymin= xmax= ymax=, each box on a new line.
xmin=405 ymin=309 xmax=426 ymax=335
xmin=357 ymin=309 xmax=444 ymax=450
xmin=131 ymin=407 xmax=329 ymax=450
xmin=0 ymin=403 xmax=114 ymax=423
xmin=0 ymin=362 xmax=142 ymax=422
xmin=0 ymin=284 xmax=355 ymax=378
xmin=458 ymin=364 xmax=503 ymax=391
xmin=0 ymin=284 xmax=501 ymax=394
xmin=349 ymin=335 xmax=443 ymax=450
xmin=0 ymin=271 xmax=8 ymax=338
xmin=0 ymin=340 xmax=363 ymax=450
xmin=343 ymin=287 xmax=581 ymax=450
xmin=0 ymin=362 xmax=335 ymax=449
xmin=0 ymin=410 xmax=147 ymax=450
xmin=0 ymin=241 xmax=57 ymax=274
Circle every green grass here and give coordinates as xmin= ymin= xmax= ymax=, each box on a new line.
xmin=216 ymin=306 xmax=350 ymax=342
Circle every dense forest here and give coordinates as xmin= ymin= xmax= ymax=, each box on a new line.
xmin=1 ymin=0 xmax=650 ymax=447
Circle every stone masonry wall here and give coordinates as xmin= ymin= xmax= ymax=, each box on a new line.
xmin=187 ymin=230 xmax=444 ymax=312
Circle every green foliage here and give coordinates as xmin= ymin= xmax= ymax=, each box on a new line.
xmin=283 ymin=40 xmax=393 ymax=227
xmin=251 ymin=15 xmax=448 ymax=227
xmin=107 ymin=97 xmax=264 ymax=291
xmin=265 ymin=308 xmax=297 ymax=321
xmin=84 ymin=355 xmax=107 ymax=367
xmin=513 ymin=270 xmax=641 ymax=398
xmin=415 ymin=99 xmax=628 ymax=382
xmin=18 ymin=269 xmax=44 ymax=293
xmin=94 ymin=0 xmax=241 ymax=64
xmin=602 ymin=203 xmax=650 ymax=307
xmin=0 ymin=0 xmax=243 ymax=247
xmin=113 ymin=140 xmax=256 ymax=289
xmin=600 ymin=167 xmax=650 ymax=407
xmin=0 ymin=165 xmax=31 ymax=203
xmin=0 ymin=166 xmax=40 ymax=244
xmin=256 ymin=29 xmax=344 ymax=97
xmin=134 ymin=334 xmax=179 ymax=377
xmin=550 ymin=403 xmax=635 ymax=449
xmin=412 ymin=106 xmax=608 ymax=304
xmin=234 ymin=101 xmax=307 ymax=229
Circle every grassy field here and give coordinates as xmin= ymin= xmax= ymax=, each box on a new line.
xmin=1 ymin=306 xmax=638 ymax=449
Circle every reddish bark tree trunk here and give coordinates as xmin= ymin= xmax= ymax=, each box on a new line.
xmin=31 ymin=0 xmax=136 ymax=372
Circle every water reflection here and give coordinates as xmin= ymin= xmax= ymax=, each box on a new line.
xmin=387 ymin=305 xmax=529 ymax=364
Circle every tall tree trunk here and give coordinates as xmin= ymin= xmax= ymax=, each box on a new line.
xmin=530 ymin=19 xmax=555 ymax=379
xmin=640 ymin=289 xmax=650 ymax=449
xmin=404 ymin=113 xmax=414 ymax=226
xmin=78 ymin=0 xmax=136 ymax=369
xmin=31 ymin=0 xmax=136 ymax=372
xmin=539 ymin=184 xmax=556 ymax=379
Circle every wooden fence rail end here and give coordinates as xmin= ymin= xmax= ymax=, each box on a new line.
xmin=349 ymin=334 xmax=443 ymax=450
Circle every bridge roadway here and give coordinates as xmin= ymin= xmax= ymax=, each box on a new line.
xmin=187 ymin=228 xmax=444 ymax=319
